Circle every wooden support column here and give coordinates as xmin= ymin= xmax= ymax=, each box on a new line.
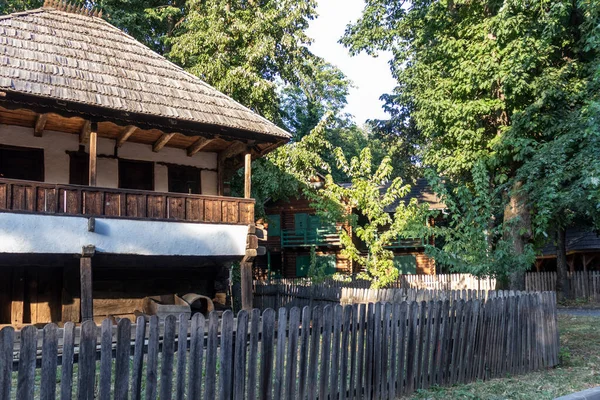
xmin=88 ymin=122 xmax=98 ymax=187
xmin=80 ymin=246 xmax=95 ymax=322
xmin=244 ymin=152 xmax=252 ymax=199
xmin=242 ymin=224 xmax=259 ymax=310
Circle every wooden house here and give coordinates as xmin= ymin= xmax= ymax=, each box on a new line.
xmin=535 ymin=227 xmax=600 ymax=272
xmin=255 ymin=178 xmax=445 ymax=279
xmin=0 ymin=3 xmax=289 ymax=325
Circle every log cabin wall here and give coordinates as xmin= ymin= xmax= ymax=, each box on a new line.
xmin=0 ymin=124 xmax=219 ymax=194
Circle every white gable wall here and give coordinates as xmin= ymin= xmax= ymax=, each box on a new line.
xmin=0 ymin=124 xmax=218 ymax=195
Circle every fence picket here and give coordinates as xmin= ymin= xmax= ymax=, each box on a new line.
xmin=160 ymin=315 xmax=176 ymax=400
xmin=247 ymin=309 xmax=260 ymax=400
xmin=99 ymin=319 xmax=113 ymax=400
xmin=260 ymin=309 xmax=276 ymax=400
xmin=76 ymin=321 xmax=96 ymax=400
xmin=60 ymin=322 xmax=75 ymax=400
xmin=205 ymin=312 xmax=219 ymax=400
xmin=40 ymin=324 xmax=58 ymax=400
xmin=176 ymin=314 xmax=189 ymax=400
xmin=131 ymin=316 xmax=147 ymax=400
xmin=219 ymin=311 xmax=234 ymax=400
xmin=145 ymin=316 xmax=160 ymax=400
xmin=234 ymin=310 xmax=249 ymax=400
xmin=0 ymin=327 xmax=14 ymax=400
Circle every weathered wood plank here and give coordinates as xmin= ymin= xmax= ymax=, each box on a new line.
xmin=145 ymin=316 xmax=160 ymax=400
xmin=115 ymin=319 xmax=131 ymax=400
xmin=0 ymin=327 xmax=14 ymax=400
xmin=188 ymin=313 xmax=205 ymax=400
xmin=60 ymin=322 xmax=76 ymax=400
xmin=99 ymin=319 xmax=113 ymax=400
xmin=77 ymin=321 xmax=97 ymax=400
xmin=247 ymin=309 xmax=260 ymax=400
xmin=176 ymin=314 xmax=189 ymax=400
xmin=219 ymin=310 xmax=234 ymax=400
xmin=234 ymin=310 xmax=249 ymax=400
xmin=260 ymin=309 xmax=276 ymax=400
xmin=160 ymin=315 xmax=176 ymax=400
xmin=205 ymin=312 xmax=219 ymax=400
xmin=131 ymin=316 xmax=147 ymax=400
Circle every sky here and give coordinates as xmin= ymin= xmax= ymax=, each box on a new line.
xmin=306 ymin=0 xmax=397 ymax=125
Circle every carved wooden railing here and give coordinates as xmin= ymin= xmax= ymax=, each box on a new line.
xmin=0 ymin=178 xmax=254 ymax=225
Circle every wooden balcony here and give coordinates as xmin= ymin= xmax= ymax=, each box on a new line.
xmin=281 ymin=227 xmax=341 ymax=248
xmin=0 ymin=178 xmax=254 ymax=225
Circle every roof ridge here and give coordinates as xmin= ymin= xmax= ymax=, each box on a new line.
xmin=42 ymin=0 xmax=103 ymax=18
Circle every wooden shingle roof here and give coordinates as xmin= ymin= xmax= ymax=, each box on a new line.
xmin=0 ymin=6 xmax=291 ymax=141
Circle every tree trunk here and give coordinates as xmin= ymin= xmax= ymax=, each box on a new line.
xmin=556 ymin=226 xmax=571 ymax=300
xmin=503 ymin=181 xmax=531 ymax=290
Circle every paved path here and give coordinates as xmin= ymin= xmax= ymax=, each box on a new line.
xmin=557 ymin=308 xmax=600 ymax=317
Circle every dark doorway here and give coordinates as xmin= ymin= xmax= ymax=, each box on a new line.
xmin=119 ymin=159 xmax=154 ymax=190
xmin=69 ymin=146 xmax=89 ymax=185
xmin=168 ymin=165 xmax=201 ymax=194
xmin=0 ymin=145 xmax=44 ymax=182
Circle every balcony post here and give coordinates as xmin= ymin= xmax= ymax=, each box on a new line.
xmin=88 ymin=122 xmax=98 ymax=187
xmin=244 ymin=152 xmax=251 ymax=199
xmin=80 ymin=245 xmax=95 ymax=322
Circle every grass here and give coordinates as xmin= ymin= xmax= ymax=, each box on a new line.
xmin=407 ymin=314 xmax=600 ymax=399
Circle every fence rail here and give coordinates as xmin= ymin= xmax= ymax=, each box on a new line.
xmin=526 ymin=271 xmax=600 ymax=301
xmin=1 ymin=292 xmax=558 ymax=400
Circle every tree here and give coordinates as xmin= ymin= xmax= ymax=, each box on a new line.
xmin=317 ymin=148 xmax=429 ymax=288
xmin=343 ymin=0 xmax=600 ymax=288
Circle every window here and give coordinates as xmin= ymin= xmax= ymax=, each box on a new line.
xmin=393 ymin=255 xmax=417 ymax=274
xmin=119 ymin=159 xmax=154 ymax=190
xmin=0 ymin=145 xmax=44 ymax=182
xmin=69 ymin=148 xmax=89 ymax=185
xmin=267 ymin=214 xmax=281 ymax=236
xmin=168 ymin=165 xmax=201 ymax=194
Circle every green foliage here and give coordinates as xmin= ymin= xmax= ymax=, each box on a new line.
xmin=167 ymin=0 xmax=317 ymax=122
xmin=317 ymin=148 xmax=429 ymax=288
xmin=344 ymin=0 xmax=600 ymax=282
xmin=425 ymin=165 xmax=535 ymax=279
xmin=306 ymin=246 xmax=330 ymax=284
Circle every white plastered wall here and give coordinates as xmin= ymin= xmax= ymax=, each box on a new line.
xmin=0 ymin=213 xmax=248 ymax=256
xmin=0 ymin=124 xmax=218 ymax=194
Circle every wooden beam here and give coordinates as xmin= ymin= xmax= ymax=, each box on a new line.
xmin=34 ymin=113 xmax=48 ymax=137
xmin=89 ymin=123 xmax=97 ymax=187
xmin=116 ymin=125 xmax=137 ymax=148
xmin=244 ymin=152 xmax=252 ymax=199
xmin=153 ymin=132 xmax=176 ymax=152
xmin=220 ymin=141 xmax=248 ymax=161
xmin=80 ymin=256 xmax=93 ymax=322
xmin=79 ymin=120 xmax=91 ymax=144
xmin=187 ymin=137 xmax=214 ymax=157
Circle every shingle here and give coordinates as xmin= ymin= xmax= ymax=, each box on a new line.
xmin=0 ymin=7 xmax=291 ymax=139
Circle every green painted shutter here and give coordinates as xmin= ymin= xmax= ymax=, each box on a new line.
xmin=294 ymin=213 xmax=308 ymax=235
xmin=296 ymin=255 xmax=310 ymax=277
xmin=267 ymin=214 xmax=281 ymax=236
xmin=393 ymin=255 xmax=417 ymax=274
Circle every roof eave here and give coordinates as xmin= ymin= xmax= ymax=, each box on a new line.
xmin=0 ymin=90 xmax=290 ymax=144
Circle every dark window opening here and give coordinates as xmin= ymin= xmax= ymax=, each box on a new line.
xmin=119 ymin=159 xmax=154 ymax=191
xmin=168 ymin=165 xmax=201 ymax=194
xmin=0 ymin=145 xmax=44 ymax=182
xmin=69 ymin=147 xmax=89 ymax=185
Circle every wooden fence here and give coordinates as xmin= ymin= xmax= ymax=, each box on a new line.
xmin=0 ymin=292 xmax=558 ymax=400
xmin=254 ymin=283 xmax=503 ymax=311
xmin=526 ymin=271 xmax=600 ymax=301
xmin=259 ymin=273 xmax=496 ymax=291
